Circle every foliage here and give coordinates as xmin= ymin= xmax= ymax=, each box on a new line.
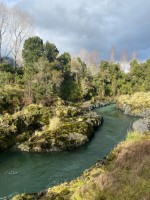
xmin=58 ymin=52 xmax=71 ymax=68
xmin=60 ymin=73 xmax=83 ymax=102
xmin=129 ymin=59 xmax=150 ymax=92
xmin=0 ymin=85 xmax=24 ymax=114
xmin=0 ymin=35 xmax=150 ymax=110
xmin=22 ymin=36 xmax=44 ymax=65
xmin=44 ymin=41 xmax=59 ymax=62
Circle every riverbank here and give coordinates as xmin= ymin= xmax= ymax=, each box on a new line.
xmin=0 ymin=104 xmax=102 ymax=152
xmin=0 ymin=104 xmax=137 ymax=199
xmin=80 ymin=97 xmax=114 ymax=111
xmin=13 ymin=131 xmax=150 ymax=200
xmin=116 ymin=92 xmax=150 ymax=117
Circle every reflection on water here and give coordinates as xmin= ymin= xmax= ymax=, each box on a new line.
xmin=0 ymin=105 xmax=138 ymax=199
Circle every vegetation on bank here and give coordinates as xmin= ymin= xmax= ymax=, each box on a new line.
xmin=12 ymin=131 xmax=150 ymax=200
xmin=116 ymin=92 xmax=150 ymax=117
xmin=0 ymin=103 xmax=102 ymax=152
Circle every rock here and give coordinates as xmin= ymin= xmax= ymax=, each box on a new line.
xmin=132 ymin=117 xmax=150 ymax=133
xmin=0 ymin=104 xmax=103 ymax=152
xmin=23 ymin=111 xmax=102 ymax=152
xmin=17 ymin=142 xmax=30 ymax=152
xmin=81 ymin=99 xmax=113 ymax=111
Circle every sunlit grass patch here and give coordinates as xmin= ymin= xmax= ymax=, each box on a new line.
xmin=117 ymin=92 xmax=150 ymax=108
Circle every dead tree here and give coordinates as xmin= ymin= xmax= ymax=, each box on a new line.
xmin=0 ymin=3 xmax=10 ymax=62
xmin=110 ymin=46 xmax=115 ymax=63
xmin=10 ymin=6 xmax=33 ymax=66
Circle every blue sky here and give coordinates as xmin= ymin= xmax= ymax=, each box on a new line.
xmin=4 ymin=0 xmax=21 ymax=5
xmin=2 ymin=0 xmax=150 ymax=61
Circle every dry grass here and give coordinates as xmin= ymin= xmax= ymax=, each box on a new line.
xmin=93 ymin=133 xmax=150 ymax=200
xmin=116 ymin=92 xmax=150 ymax=108
xmin=60 ymin=132 xmax=150 ymax=200
xmin=48 ymin=116 xmax=61 ymax=131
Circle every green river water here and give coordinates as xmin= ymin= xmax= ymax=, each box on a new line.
xmin=0 ymin=105 xmax=139 ymax=199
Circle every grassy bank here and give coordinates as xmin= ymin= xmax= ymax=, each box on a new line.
xmin=13 ymin=131 xmax=150 ymax=200
xmin=116 ymin=92 xmax=150 ymax=117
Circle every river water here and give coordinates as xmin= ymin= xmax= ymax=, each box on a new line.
xmin=0 ymin=105 xmax=138 ymax=199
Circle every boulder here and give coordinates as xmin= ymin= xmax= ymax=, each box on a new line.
xmin=132 ymin=117 xmax=150 ymax=133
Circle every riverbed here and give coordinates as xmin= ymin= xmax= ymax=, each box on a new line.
xmin=0 ymin=105 xmax=138 ymax=199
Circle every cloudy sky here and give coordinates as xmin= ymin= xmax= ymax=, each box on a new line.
xmin=2 ymin=0 xmax=150 ymax=61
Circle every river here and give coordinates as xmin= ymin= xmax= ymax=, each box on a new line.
xmin=0 ymin=104 xmax=139 ymax=199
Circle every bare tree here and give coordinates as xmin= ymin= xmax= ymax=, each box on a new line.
xmin=78 ymin=48 xmax=89 ymax=66
xmin=120 ymin=50 xmax=128 ymax=72
xmin=0 ymin=3 xmax=33 ymax=65
xmin=110 ymin=46 xmax=115 ymax=63
xmin=90 ymin=51 xmax=98 ymax=68
xmin=78 ymin=48 xmax=99 ymax=74
xmin=131 ymin=50 xmax=137 ymax=61
xmin=10 ymin=6 xmax=33 ymax=66
xmin=0 ymin=3 xmax=10 ymax=62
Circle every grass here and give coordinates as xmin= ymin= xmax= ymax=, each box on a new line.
xmin=116 ymin=92 xmax=150 ymax=108
xmin=48 ymin=116 xmax=61 ymax=131
xmin=116 ymin=92 xmax=150 ymax=116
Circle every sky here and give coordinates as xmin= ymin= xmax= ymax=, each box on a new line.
xmin=2 ymin=0 xmax=150 ymax=61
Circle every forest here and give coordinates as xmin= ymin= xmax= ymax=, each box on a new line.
xmin=0 ymin=35 xmax=150 ymax=112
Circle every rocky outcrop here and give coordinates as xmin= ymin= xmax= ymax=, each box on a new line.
xmin=117 ymin=103 xmax=150 ymax=117
xmin=0 ymin=104 xmax=102 ymax=152
xmin=132 ymin=117 xmax=150 ymax=133
xmin=81 ymin=100 xmax=114 ymax=111
xmin=17 ymin=112 xmax=102 ymax=152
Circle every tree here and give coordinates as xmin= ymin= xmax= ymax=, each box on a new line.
xmin=22 ymin=36 xmax=44 ymax=65
xmin=110 ymin=46 xmax=115 ymax=63
xmin=60 ymin=73 xmax=82 ymax=102
xmin=44 ymin=42 xmax=59 ymax=62
xmin=0 ymin=3 xmax=33 ymax=66
xmin=10 ymin=6 xmax=33 ymax=66
xmin=96 ymin=60 xmax=123 ymax=96
xmin=57 ymin=52 xmax=71 ymax=72
xmin=131 ymin=50 xmax=137 ymax=61
xmin=78 ymin=48 xmax=99 ymax=74
xmin=0 ymin=3 xmax=10 ymax=62
xmin=22 ymin=36 xmax=44 ymax=102
xmin=120 ymin=50 xmax=128 ymax=72
xmin=34 ymin=56 xmax=62 ymax=93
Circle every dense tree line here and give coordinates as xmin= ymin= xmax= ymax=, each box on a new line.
xmin=0 ymin=35 xmax=149 ymax=113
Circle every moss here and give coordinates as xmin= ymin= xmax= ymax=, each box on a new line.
xmin=17 ymin=110 xmax=102 ymax=152
xmin=0 ymin=104 xmax=102 ymax=152
xmin=0 ymin=104 xmax=53 ymax=151
xmin=0 ymin=84 xmax=24 ymax=114
xmin=12 ymin=194 xmax=36 ymax=200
